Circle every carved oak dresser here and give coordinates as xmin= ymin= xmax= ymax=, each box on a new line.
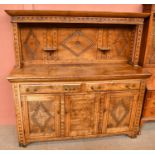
xmin=6 ymin=10 xmax=151 ymax=146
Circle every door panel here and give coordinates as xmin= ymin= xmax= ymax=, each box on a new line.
xmin=21 ymin=94 xmax=61 ymax=140
xmin=65 ymin=93 xmax=99 ymax=137
xmin=106 ymin=91 xmax=138 ymax=133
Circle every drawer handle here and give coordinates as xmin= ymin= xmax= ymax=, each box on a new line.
xmin=43 ymin=47 xmax=57 ymax=55
xmin=43 ymin=47 xmax=57 ymax=51
xmin=64 ymin=85 xmax=79 ymax=91
xmin=91 ymin=85 xmax=101 ymax=90
xmin=98 ymin=47 xmax=110 ymax=52
xmin=26 ymin=88 xmax=30 ymax=92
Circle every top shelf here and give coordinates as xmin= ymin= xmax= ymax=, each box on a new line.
xmin=5 ymin=10 xmax=150 ymax=18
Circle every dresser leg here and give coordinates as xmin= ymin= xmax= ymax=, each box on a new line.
xmin=19 ymin=143 xmax=27 ymax=147
xmin=127 ymin=132 xmax=138 ymax=138
xmin=128 ymin=134 xmax=137 ymax=138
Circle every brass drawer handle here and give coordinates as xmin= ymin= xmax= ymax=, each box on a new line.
xmin=98 ymin=47 xmax=110 ymax=51
xmin=43 ymin=47 xmax=57 ymax=51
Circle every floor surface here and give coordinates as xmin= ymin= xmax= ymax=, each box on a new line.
xmin=0 ymin=122 xmax=155 ymax=150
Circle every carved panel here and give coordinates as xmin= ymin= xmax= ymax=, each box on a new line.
xmin=97 ymin=26 xmax=135 ymax=61
xmin=21 ymin=94 xmax=61 ymax=139
xmin=61 ymin=29 xmax=94 ymax=57
xmin=59 ymin=28 xmax=97 ymax=61
xmin=65 ymin=93 xmax=99 ymax=137
xmin=23 ymin=29 xmax=40 ymax=59
xmin=106 ymin=91 xmax=138 ymax=133
xmin=20 ymin=25 xmax=136 ymax=64
xmin=20 ymin=25 xmax=58 ymax=65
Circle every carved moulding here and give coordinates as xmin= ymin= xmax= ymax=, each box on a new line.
xmin=12 ymin=16 xmax=144 ymax=25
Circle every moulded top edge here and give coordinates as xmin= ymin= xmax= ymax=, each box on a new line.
xmin=5 ymin=10 xmax=150 ymax=18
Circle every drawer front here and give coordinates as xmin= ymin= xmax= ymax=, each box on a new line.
xmin=143 ymin=107 xmax=155 ymax=117
xmin=20 ymin=83 xmax=82 ymax=94
xmin=85 ymin=81 xmax=140 ymax=91
xmin=20 ymin=80 xmax=140 ymax=94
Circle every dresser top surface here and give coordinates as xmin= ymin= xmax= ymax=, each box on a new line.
xmin=7 ymin=64 xmax=151 ymax=82
xmin=5 ymin=10 xmax=150 ymax=18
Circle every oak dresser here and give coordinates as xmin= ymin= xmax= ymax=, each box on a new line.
xmin=6 ymin=10 xmax=151 ymax=146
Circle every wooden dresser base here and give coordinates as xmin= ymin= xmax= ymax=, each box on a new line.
xmin=11 ymin=77 xmax=146 ymax=146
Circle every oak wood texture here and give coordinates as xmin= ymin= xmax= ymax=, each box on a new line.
xmin=140 ymin=5 xmax=155 ymax=125
xmin=7 ymin=64 xmax=150 ymax=82
xmin=5 ymin=10 xmax=150 ymax=18
xmin=6 ymin=10 xmax=151 ymax=146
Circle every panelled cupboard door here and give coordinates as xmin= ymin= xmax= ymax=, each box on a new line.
xmin=64 ymin=93 xmax=100 ymax=137
xmin=106 ymin=91 xmax=138 ymax=134
xmin=21 ymin=94 xmax=61 ymax=141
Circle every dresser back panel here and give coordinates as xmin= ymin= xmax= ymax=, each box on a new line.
xmin=19 ymin=24 xmax=136 ymax=65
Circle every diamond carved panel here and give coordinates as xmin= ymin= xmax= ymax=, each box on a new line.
xmin=31 ymin=102 xmax=52 ymax=131
xmin=110 ymin=100 xmax=129 ymax=125
xmin=61 ymin=30 xmax=94 ymax=56
xmin=110 ymin=30 xmax=131 ymax=57
xmin=24 ymin=29 xmax=40 ymax=59
xmin=107 ymin=95 xmax=132 ymax=129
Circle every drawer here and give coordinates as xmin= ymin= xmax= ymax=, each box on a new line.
xmin=143 ymin=107 xmax=155 ymax=117
xmin=20 ymin=80 xmax=141 ymax=94
xmin=20 ymin=83 xmax=82 ymax=94
xmin=85 ymin=81 xmax=140 ymax=91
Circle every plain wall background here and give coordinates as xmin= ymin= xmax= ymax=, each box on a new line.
xmin=0 ymin=4 xmax=143 ymax=125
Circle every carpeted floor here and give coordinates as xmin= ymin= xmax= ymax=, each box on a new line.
xmin=0 ymin=122 xmax=155 ymax=150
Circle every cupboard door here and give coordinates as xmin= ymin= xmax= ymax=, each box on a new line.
xmin=21 ymin=94 xmax=61 ymax=141
xmin=65 ymin=93 xmax=99 ymax=137
xmin=106 ymin=91 xmax=138 ymax=133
